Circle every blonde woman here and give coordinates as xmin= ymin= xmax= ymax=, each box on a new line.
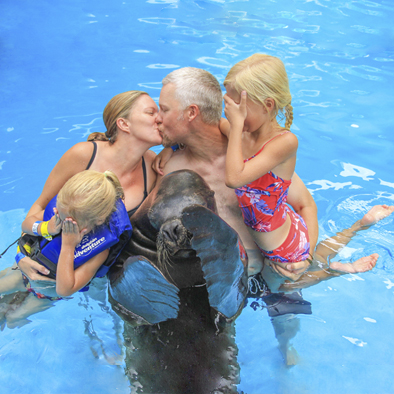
xmin=18 ymin=90 xmax=162 ymax=281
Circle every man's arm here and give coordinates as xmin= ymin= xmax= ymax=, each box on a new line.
xmin=287 ymin=172 xmax=318 ymax=254
xmin=269 ymin=172 xmax=318 ymax=280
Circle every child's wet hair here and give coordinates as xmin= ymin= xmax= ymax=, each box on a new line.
xmin=57 ymin=170 xmax=124 ymax=230
xmin=224 ymin=54 xmax=293 ymax=129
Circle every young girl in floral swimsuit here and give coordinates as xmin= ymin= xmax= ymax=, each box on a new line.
xmin=221 ymin=53 xmax=391 ymax=278
xmin=221 ymin=54 xmax=309 ymax=272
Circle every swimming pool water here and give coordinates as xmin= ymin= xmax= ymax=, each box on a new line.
xmin=1 ymin=0 xmax=393 ymax=393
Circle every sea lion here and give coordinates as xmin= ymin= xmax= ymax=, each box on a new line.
xmin=108 ymin=169 xmax=248 ymax=325
xmin=107 ymin=170 xmax=248 ymax=394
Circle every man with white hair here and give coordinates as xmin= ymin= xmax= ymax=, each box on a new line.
xmin=155 ymin=67 xmax=316 ymax=286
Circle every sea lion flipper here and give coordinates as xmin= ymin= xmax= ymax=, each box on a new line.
xmin=181 ymin=205 xmax=248 ymax=319
xmin=109 ymin=256 xmax=180 ymax=324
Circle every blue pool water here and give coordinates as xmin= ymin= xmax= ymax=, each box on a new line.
xmin=1 ymin=1 xmax=393 ymax=393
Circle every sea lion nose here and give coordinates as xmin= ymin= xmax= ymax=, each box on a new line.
xmin=158 ymin=219 xmax=192 ymax=252
xmin=160 ymin=219 xmax=184 ymax=244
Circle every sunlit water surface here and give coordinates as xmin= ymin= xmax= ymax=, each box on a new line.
xmin=1 ymin=1 xmax=393 ymax=393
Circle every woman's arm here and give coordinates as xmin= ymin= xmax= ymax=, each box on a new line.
xmin=25 ymin=142 xmax=95 ymax=217
xmin=223 ymin=92 xmax=298 ymax=188
xmin=55 ymin=219 xmax=108 ymax=297
xmin=18 ymin=142 xmax=94 ymax=280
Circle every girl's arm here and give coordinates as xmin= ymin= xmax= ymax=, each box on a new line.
xmin=18 ymin=207 xmax=62 ymax=280
xmin=219 ymin=117 xmax=230 ymax=137
xmin=55 ymin=218 xmax=108 ymax=297
xmin=21 ymin=208 xmax=62 ymax=238
xmin=223 ymin=92 xmax=298 ymax=188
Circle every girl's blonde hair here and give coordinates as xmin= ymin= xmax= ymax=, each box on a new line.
xmin=87 ymin=91 xmax=148 ymax=144
xmin=224 ymin=54 xmax=293 ymax=129
xmin=57 ymin=170 xmax=124 ymax=230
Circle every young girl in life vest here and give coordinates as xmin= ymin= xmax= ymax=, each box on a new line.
xmin=221 ymin=53 xmax=392 ymax=280
xmin=0 ymin=170 xmax=132 ymax=323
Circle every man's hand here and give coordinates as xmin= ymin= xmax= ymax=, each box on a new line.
xmin=268 ymin=259 xmax=310 ymax=282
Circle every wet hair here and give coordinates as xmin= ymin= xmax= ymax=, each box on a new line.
xmin=162 ymin=67 xmax=223 ymax=126
xmin=87 ymin=91 xmax=148 ymax=144
xmin=57 ymin=170 xmax=124 ymax=230
xmin=224 ymin=54 xmax=293 ymax=129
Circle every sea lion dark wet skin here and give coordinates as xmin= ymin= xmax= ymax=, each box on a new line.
xmin=108 ymin=170 xmax=248 ymax=324
xmin=108 ymin=170 xmax=247 ymax=393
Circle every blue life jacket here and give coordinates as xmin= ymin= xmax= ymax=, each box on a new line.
xmin=19 ymin=195 xmax=132 ymax=290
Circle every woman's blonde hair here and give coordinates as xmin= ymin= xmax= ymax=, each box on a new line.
xmin=224 ymin=54 xmax=293 ymax=129
xmin=87 ymin=91 xmax=148 ymax=144
xmin=57 ymin=170 xmax=124 ymax=230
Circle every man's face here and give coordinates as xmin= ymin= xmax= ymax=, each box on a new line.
xmin=157 ymin=83 xmax=187 ymax=147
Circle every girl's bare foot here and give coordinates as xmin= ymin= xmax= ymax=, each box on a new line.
xmin=360 ymin=205 xmax=394 ymax=227
xmin=330 ymin=253 xmax=378 ymax=273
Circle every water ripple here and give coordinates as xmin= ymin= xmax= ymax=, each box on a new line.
xmin=342 ymin=2 xmax=383 ymax=16
xmin=293 ymin=25 xmax=320 ymax=34
xmin=351 ymin=24 xmax=379 ymax=34
xmin=138 ymin=82 xmax=163 ymax=90
xmin=340 ymin=163 xmax=375 ymax=181
xmin=147 ymin=64 xmax=179 ymax=69
xmin=345 ymin=66 xmax=384 ymax=81
xmin=196 ymin=57 xmax=231 ymax=69
xmin=138 ymin=17 xmax=176 ymax=25
xmin=147 ymin=0 xmax=178 ymax=3
xmin=295 ymin=99 xmax=340 ymax=108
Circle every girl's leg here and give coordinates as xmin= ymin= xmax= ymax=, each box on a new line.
xmin=314 ymin=205 xmax=394 ymax=269
xmin=0 ymin=264 xmax=27 ymax=295
xmin=281 ymin=205 xmax=394 ymax=291
xmin=2 ymin=293 xmax=54 ymax=329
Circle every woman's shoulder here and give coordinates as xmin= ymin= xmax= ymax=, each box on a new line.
xmin=66 ymin=141 xmax=95 ymax=157
xmin=143 ymin=149 xmax=157 ymax=164
xmin=58 ymin=141 xmax=96 ymax=165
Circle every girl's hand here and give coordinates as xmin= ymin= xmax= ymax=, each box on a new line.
xmin=61 ymin=218 xmax=88 ymax=249
xmin=47 ymin=208 xmax=63 ymax=235
xmin=223 ymin=91 xmax=247 ymax=130
xmin=152 ymin=147 xmax=174 ymax=176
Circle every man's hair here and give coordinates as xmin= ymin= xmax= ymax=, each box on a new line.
xmin=162 ymin=67 xmax=223 ymax=125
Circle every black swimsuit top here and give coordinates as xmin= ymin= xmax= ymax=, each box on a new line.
xmin=86 ymin=141 xmax=148 ymax=217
